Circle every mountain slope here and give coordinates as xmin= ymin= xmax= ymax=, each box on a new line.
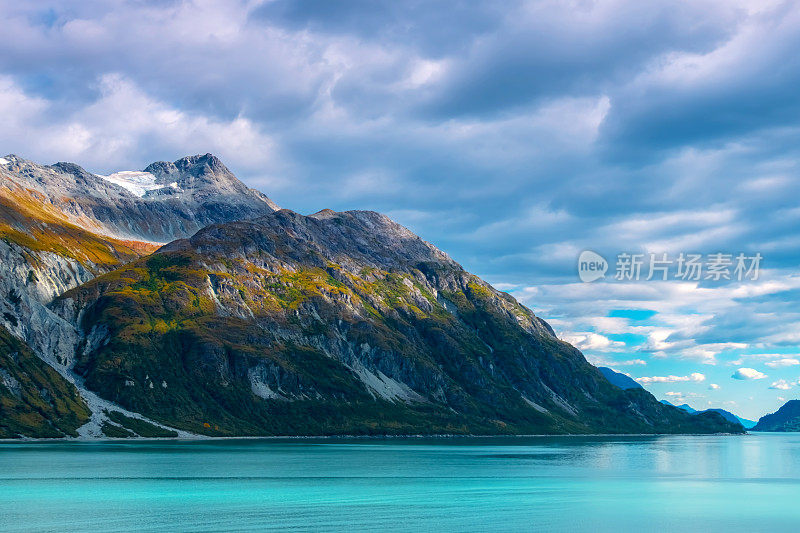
xmin=0 ymin=325 xmax=90 ymax=438
xmin=704 ymin=408 xmax=755 ymax=429
xmin=58 ymin=209 xmax=742 ymax=436
xmin=0 ymin=170 xmax=160 ymax=367
xmin=599 ymin=367 xmax=643 ymax=390
xmin=753 ymin=400 xmax=800 ymax=431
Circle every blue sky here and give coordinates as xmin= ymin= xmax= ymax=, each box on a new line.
xmin=2 ymin=0 xmax=800 ymax=420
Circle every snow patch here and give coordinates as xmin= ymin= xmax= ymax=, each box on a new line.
xmin=96 ymin=170 xmax=165 ymax=197
xmin=0 ymin=157 xmax=9 ymax=165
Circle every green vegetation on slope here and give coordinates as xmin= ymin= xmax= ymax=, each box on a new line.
xmin=0 ymin=186 xmax=157 ymax=271
xmin=0 ymin=326 xmax=90 ymax=438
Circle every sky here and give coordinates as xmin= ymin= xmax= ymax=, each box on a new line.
xmin=1 ymin=0 xmax=800 ymax=420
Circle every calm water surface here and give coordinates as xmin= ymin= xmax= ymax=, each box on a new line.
xmin=1 ymin=433 xmax=799 ymax=532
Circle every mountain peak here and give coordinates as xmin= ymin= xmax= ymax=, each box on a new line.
xmin=176 ymin=153 xmax=225 ymax=170
xmin=142 ymin=153 xmax=253 ymax=198
xmin=145 ymin=153 xmax=227 ymax=180
xmin=310 ymin=208 xmax=337 ymax=219
xmin=0 ymin=153 xmax=279 ymax=242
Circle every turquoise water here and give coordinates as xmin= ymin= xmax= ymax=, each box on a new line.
xmin=2 ymin=434 xmax=800 ymax=532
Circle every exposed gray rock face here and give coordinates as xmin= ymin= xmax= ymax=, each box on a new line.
xmin=1 ymin=153 xmax=279 ymax=242
xmin=0 ymin=240 xmax=89 ymax=368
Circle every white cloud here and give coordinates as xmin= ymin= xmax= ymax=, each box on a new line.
xmin=4 ymin=0 xmax=800 ymax=420
xmin=769 ymin=379 xmax=792 ymax=390
xmin=709 ymin=383 xmax=720 ymax=390
xmin=637 ymin=372 xmax=705 ymax=384
xmin=560 ymin=332 xmax=625 ymax=352
xmin=618 ymin=359 xmax=647 ymax=366
xmin=732 ymin=368 xmax=767 ymax=380
xmin=765 ymin=358 xmax=800 ymax=368
xmin=0 ymin=74 xmax=280 ymax=175
xmin=585 ymin=355 xmax=647 ymax=367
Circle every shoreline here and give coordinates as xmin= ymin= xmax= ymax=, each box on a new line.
xmin=0 ymin=431 xmax=749 ymax=443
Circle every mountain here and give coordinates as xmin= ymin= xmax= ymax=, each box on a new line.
xmin=598 ymin=367 xmax=643 ymax=390
xmin=0 ymin=153 xmax=278 ymax=243
xmin=660 ymin=400 xmax=697 ymax=413
xmin=753 ymin=400 xmax=800 ymax=431
xmin=54 ymin=208 xmax=743 ymax=436
xmin=0 ymin=153 xmax=744 ymax=438
xmin=661 ymin=401 xmax=753 ymax=429
xmin=704 ymin=408 xmax=756 ymax=429
xmin=0 ymin=153 xmax=278 ymax=366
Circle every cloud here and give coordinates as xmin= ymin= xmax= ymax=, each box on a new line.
xmin=560 ymin=332 xmax=625 ymax=352
xmin=637 ymin=373 xmax=705 ymax=384
xmin=769 ymin=379 xmax=793 ymax=390
xmin=765 ymin=358 xmax=800 ymax=368
xmin=709 ymin=383 xmax=720 ymax=390
xmin=617 ymin=359 xmax=647 ymax=366
xmin=732 ymin=368 xmax=767 ymax=380
xmin=0 ymin=74 xmax=278 ymax=175
xmin=3 ymin=0 xmax=800 ymax=418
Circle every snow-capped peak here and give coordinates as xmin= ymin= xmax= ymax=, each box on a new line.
xmin=0 ymin=157 xmax=10 ymax=165
xmin=96 ymin=170 xmax=172 ymax=197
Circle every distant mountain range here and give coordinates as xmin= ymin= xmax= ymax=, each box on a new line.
xmin=598 ymin=367 xmax=643 ymax=390
xmin=0 ymin=154 xmax=744 ymax=438
xmin=753 ymin=400 xmax=800 ymax=431
xmin=660 ymin=400 xmax=756 ymax=429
